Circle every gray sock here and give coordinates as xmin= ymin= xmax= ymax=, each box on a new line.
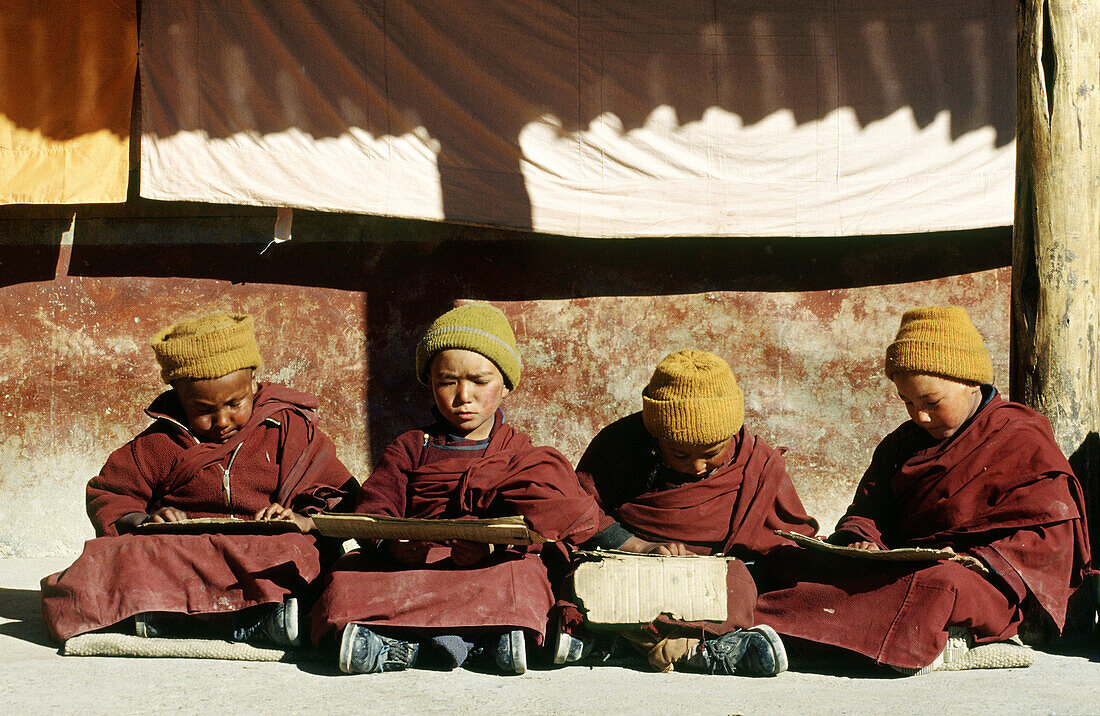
xmin=429 ymin=634 xmax=475 ymax=668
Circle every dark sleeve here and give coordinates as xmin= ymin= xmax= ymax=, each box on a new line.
xmin=829 ymin=437 xmax=899 ymax=548
xmin=354 ymin=433 xmax=418 ymax=517
xmin=574 ymin=420 xmax=643 ymax=547
xmin=581 ymin=522 xmax=635 ymax=550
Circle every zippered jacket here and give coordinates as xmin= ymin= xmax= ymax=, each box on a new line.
xmin=86 ymin=382 xmax=355 ymax=535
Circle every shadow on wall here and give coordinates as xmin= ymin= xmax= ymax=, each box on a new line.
xmin=0 ymin=245 xmax=60 ymax=287
xmin=27 ymin=209 xmax=1012 ymax=460
xmin=56 ymin=212 xmax=1012 ymax=295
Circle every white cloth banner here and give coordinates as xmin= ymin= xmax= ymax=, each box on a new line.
xmin=140 ymin=1 xmax=1015 ymax=237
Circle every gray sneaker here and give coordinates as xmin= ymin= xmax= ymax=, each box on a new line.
xmin=232 ymin=598 xmax=302 ymax=647
xmin=338 ymin=623 xmax=419 ymax=675
xmin=696 ymin=625 xmax=788 ymax=676
xmin=494 ymin=629 xmax=528 ymax=675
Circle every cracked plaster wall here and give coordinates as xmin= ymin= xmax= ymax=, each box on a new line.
xmin=0 ymin=210 xmax=1010 ymax=556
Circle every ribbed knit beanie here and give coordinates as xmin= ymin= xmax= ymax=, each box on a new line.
xmin=642 ymin=350 xmax=744 ymax=445
xmin=415 ymin=304 xmax=522 ymax=389
xmin=151 ymin=313 xmax=263 ymax=384
xmin=884 ymin=306 xmax=993 ymax=384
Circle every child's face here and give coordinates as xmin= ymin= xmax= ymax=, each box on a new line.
xmin=656 ymin=435 xmax=734 ymax=479
xmin=429 ymin=349 xmax=509 ymax=441
xmin=174 ymin=368 xmax=259 ymax=442
xmin=892 ymin=371 xmax=982 ymax=441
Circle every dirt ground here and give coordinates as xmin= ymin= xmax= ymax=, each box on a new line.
xmin=4 ymin=557 xmax=1099 ymax=715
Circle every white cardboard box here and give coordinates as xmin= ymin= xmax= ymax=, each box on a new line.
xmin=571 ymin=551 xmax=734 ymax=624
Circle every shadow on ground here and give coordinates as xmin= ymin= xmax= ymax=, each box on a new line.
xmin=1035 ymin=637 xmax=1100 ymax=664
xmin=0 ymin=587 xmax=54 ymax=647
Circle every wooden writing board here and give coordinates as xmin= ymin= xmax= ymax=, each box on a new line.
xmin=775 ymin=530 xmax=988 ymax=574
xmin=312 ymin=513 xmax=549 ymax=545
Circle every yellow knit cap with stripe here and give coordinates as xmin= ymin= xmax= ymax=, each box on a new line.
xmin=415 ymin=304 xmax=522 ymax=389
xmin=642 ymin=350 xmax=744 ymax=445
xmin=884 ymin=306 xmax=992 ymax=384
xmin=151 ymin=313 xmax=263 ymax=384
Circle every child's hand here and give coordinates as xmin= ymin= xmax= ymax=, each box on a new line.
xmin=146 ymin=507 xmax=188 ymax=524
xmin=388 ymin=539 xmax=431 ymax=566
xmin=619 ymin=536 xmax=692 ymax=556
xmin=645 ymin=541 xmax=692 ymax=556
xmin=445 ymin=539 xmax=492 ymax=566
xmin=117 ymin=509 xmax=186 ymax=533
xmin=848 ymin=540 xmax=884 ymax=551
xmin=255 ymin=503 xmax=314 ymax=533
xmin=939 ymin=545 xmax=986 ymax=574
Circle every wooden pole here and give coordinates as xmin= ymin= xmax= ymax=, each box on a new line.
xmin=1012 ymin=0 xmax=1100 ymax=633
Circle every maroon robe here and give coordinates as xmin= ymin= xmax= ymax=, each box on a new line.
xmin=572 ymin=414 xmax=819 ymax=637
xmin=41 ymin=383 xmax=354 ymax=642
xmin=754 ymin=392 xmax=1092 ymax=669
xmin=311 ymin=412 xmax=603 ymax=644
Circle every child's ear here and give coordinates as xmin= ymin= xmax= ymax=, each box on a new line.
xmin=250 ymin=371 xmax=259 ymax=395
xmin=501 ymin=385 xmax=511 ymax=399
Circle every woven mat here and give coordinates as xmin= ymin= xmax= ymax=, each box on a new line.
xmin=939 ymin=640 xmax=1036 ymax=671
xmin=62 ymin=633 xmax=324 ymax=662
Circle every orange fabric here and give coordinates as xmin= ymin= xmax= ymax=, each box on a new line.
xmin=621 ymin=630 xmax=700 ymax=673
xmin=0 ymin=1 xmax=136 ymax=204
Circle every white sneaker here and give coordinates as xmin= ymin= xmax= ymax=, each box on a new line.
xmin=895 ymin=626 xmax=972 ymax=676
xmin=552 ymin=628 xmax=593 ymax=664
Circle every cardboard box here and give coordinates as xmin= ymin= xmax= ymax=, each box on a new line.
xmin=571 ymin=551 xmax=733 ymax=624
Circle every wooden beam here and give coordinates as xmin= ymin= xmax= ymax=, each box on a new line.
xmin=1012 ymin=0 xmax=1100 ymax=631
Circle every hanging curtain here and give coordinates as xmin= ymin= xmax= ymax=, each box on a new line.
xmin=139 ymin=1 xmax=1014 ymax=237
xmin=0 ymin=0 xmax=137 ymax=205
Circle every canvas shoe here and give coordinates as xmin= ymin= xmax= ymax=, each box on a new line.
xmin=231 ymin=598 xmax=303 ymax=647
xmin=260 ymin=597 xmax=302 ymax=647
xmin=338 ymin=623 xmax=419 ymax=675
xmin=133 ymin=612 xmax=166 ymax=638
xmin=133 ymin=611 xmax=200 ymax=639
xmin=551 ymin=624 xmax=594 ymax=665
xmin=494 ymin=628 xmax=528 ymax=675
xmin=694 ymin=625 xmax=788 ymax=676
xmin=894 ymin=626 xmax=972 ymax=676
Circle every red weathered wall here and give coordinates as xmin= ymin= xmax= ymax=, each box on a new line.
xmin=0 ymin=204 xmax=1011 ymax=555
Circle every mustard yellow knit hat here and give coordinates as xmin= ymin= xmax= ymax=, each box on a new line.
xmin=151 ymin=313 xmax=263 ymax=384
xmin=415 ymin=304 xmax=522 ymax=389
xmin=884 ymin=306 xmax=992 ymax=384
xmin=642 ymin=350 xmax=744 ymax=445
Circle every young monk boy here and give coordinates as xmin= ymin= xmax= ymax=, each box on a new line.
xmin=311 ymin=303 xmax=609 ymax=675
xmin=41 ymin=313 xmax=355 ymax=646
xmin=753 ymin=306 xmax=1092 ymax=674
xmin=560 ymin=349 xmax=819 ymax=675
